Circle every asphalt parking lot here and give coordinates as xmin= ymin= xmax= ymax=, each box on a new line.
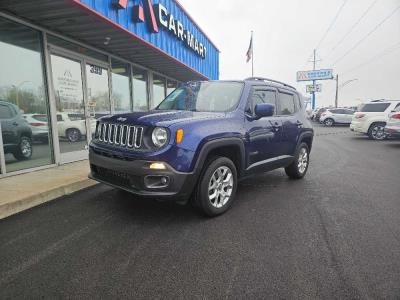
xmin=0 ymin=125 xmax=399 ymax=299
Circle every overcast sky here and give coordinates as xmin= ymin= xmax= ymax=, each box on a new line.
xmin=180 ymin=0 xmax=400 ymax=108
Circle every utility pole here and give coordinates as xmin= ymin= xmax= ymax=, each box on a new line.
xmin=312 ymin=49 xmax=316 ymax=110
xmin=334 ymin=74 xmax=339 ymax=108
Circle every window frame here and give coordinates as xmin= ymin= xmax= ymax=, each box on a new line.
xmin=245 ymin=85 xmax=278 ymax=117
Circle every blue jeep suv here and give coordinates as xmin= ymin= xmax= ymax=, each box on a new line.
xmin=89 ymin=77 xmax=314 ymax=216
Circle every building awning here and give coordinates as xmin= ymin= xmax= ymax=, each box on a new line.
xmin=0 ymin=0 xmax=209 ymax=81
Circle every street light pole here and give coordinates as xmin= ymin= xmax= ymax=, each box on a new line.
xmin=335 ymin=74 xmax=339 ymax=108
xmin=334 ymin=76 xmax=358 ymax=108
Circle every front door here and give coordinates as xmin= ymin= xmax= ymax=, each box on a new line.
xmin=245 ymin=87 xmax=284 ymax=170
xmin=49 ymin=49 xmax=110 ymax=163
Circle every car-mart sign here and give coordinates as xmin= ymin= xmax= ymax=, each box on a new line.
xmin=297 ymin=69 xmax=333 ymax=81
xmin=115 ymin=0 xmax=206 ymax=59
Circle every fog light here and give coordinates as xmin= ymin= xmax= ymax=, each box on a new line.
xmin=149 ymin=162 xmax=166 ymax=170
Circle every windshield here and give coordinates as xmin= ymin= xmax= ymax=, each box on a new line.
xmin=156 ymin=81 xmax=244 ymax=112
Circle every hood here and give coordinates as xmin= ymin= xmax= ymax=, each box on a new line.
xmin=100 ymin=110 xmax=226 ymax=127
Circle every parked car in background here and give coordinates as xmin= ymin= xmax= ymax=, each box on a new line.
xmin=57 ymin=113 xmax=96 ymax=142
xmin=23 ymin=114 xmax=49 ymax=143
xmin=384 ymin=104 xmax=400 ymax=139
xmin=0 ymin=100 xmax=33 ymax=160
xmin=320 ymin=108 xmax=355 ymax=126
xmin=350 ymin=100 xmax=400 ymax=140
xmin=314 ymin=107 xmax=327 ymax=122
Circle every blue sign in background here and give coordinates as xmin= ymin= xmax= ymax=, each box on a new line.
xmin=297 ymin=69 xmax=333 ymax=81
xmin=79 ymin=0 xmax=219 ymax=80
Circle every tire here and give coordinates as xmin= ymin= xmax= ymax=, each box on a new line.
xmin=324 ymin=118 xmax=334 ymax=127
xmin=13 ymin=136 xmax=33 ymax=161
xmin=66 ymin=128 xmax=81 ymax=142
xmin=368 ymin=123 xmax=386 ymax=140
xmin=192 ymin=156 xmax=237 ymax=217
xmin=285 ymin=143 xmax=310 ymax=179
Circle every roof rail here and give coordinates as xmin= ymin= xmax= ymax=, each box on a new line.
xmin=245 ymin=77 xmax=296 ymax=90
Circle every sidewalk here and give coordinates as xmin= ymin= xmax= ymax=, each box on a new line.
xmin=0 ymin=160 xmax=97 ymax=220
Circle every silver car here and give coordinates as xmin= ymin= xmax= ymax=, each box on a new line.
xmin=320 ymin=108 xmax=355 ymax=126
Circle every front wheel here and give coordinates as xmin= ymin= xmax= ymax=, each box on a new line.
xmin=192 ymin=156 xmax=237 ymax=217
xmin=368 ymin=123 xmax=386 ymax=140
xmin=285 ymin=143 xmax=310 ymax=179
xmin=13 ymin=136 xmax=33 ymax=160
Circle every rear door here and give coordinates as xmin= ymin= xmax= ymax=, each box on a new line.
xmin=277 ymin=90 xmax=302 ymax=155
xmin=244 ymin=86 xmax=283 ymax=168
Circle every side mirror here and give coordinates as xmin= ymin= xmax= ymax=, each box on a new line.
xmin=254 ymin=103 xmax=274 ymax=118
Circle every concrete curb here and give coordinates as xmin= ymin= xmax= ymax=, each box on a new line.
xmin=0 ymin=179 xmax=97 ymax=220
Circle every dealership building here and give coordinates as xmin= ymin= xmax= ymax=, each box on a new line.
xmin=0 ymin=0 xmax=219 ymax=177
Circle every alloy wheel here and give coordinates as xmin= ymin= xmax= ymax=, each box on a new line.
xmin=371 ymin=125 xmax=386 ymax=140
xmin=297 ymin=147 xmax=308 ymax=174
xmin=208 ymin=166 xmax=233 ymax=208
xmin=20 ymin=139 xmax=32 ymax=158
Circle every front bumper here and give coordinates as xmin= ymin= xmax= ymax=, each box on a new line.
xmin=88 ymin=150 xmax=197 ymax=201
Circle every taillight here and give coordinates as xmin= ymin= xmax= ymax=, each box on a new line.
xmin=30 ymin=122 xmax=45 ymax=127
xmin=355 ymin=113 xmax=365 ymax=119
xmin=390 ymin=113 xmax=400 ymax=119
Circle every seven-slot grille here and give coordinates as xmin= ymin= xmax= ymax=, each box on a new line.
xmin=95 ymin=122 xmax=143 ymax=148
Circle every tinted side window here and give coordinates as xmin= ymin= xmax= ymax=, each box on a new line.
xmin=394 ymin=103 xmax=400 ymax=112
xmin=360 ymin=103 xmax=390 ymax=112
xmin=278 ymin=92 xmax=296 ymax=115
xmin=246 ymin=88 xmax=276 ymax=115
xmin=0 ymin=105 xmax=14 ymax=119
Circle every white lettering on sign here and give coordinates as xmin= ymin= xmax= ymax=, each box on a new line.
xmin=155 ymin=3 xmax=206 ymax=59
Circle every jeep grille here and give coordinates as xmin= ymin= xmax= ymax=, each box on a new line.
xmin=95 ymin=122 xmax=143 ymax=148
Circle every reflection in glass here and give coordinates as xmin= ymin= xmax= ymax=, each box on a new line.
xmin=167 ymin=80 xmax=177 ymax=96
xmin=132 ymin=68 xmax=148 ymax=111
xmin=86 ymin=63 xmax=110 ymax=139
xmin=112 ymin=59 xmax=131 ymax=113
xmin=153 ymin=75 xmax=166 ymax=108
xmin=51 ymin=54 xmax=88 ymax=153
xmin=0 ymin=17 xmax=53 ymax=173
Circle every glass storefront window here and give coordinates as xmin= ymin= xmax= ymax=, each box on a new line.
xmin=132 ymin=68 xmax=148 ymax=111
xmin=111 ymin=59 xmax=131 ymax=113
xmin=167 ymin=80 xmax=177 ymax=96
xmin=153 ymin=74 xmax=166 ymax=108
xmin=0 ymin=17 xmax=53 ymax=173
xmin=47 ymin=35 xmax=108 ymax=63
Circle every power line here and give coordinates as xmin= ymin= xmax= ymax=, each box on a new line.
xmin=340 ymin=41 xmax=400 ymax=75
xmin=302 ymin=0 xmax=348 ymax=70
xmin=315 ymin=0 xmax=349 ymax=50
xmin=332 ymin=4 xmax=400 ymax=66
xmin=330 ymin=0 xmax=379 ymax=52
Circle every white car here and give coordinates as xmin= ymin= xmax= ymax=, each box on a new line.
xmin=319 ymin=108 xmax=355 ymax=126
xmin=23 ymin=114 xmax=49 ymax=142
xmin=350 ymin=100 xmax=400 ymax=140
xmin=384 ymin=104 xmax=400 ymax=139
xmin=57 ymin=113 xmax=96 ymax=142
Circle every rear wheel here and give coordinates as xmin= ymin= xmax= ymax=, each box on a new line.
xmin=66 ymin=128 xmax=81 ymax=142
xmin=192 ymin=156 xmax=237 ymax=217
xmin=285 ymin=143 xmax=309 ymax=179
xmin=368 ymin=123 xmax=386 ymax=140
xmin=13 ymin=136 xmax=33 ymax=160
xmin=324 ymin=118 xmax=334 ymax=127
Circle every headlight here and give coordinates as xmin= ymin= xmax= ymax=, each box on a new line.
xmin=152 ymin=127 xmax=168 ymax=147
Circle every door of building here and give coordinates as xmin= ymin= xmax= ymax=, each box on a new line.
xmin=48 ymin=47 xmax=110 ymax=163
